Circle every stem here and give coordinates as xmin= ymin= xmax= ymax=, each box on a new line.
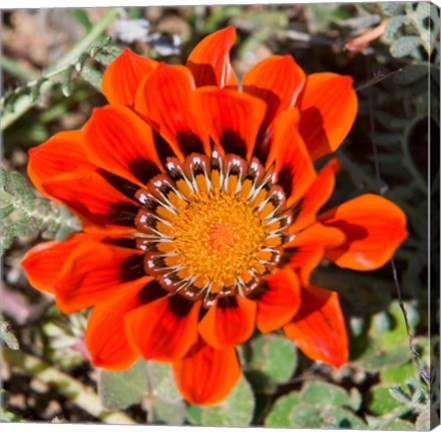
xmin=3 ymin=346 xmax=136 ymax=424
xmin=1 ymin=57 xmax=38 ymax=81
xmin=1 ymin=8 xmax=119 ymax=131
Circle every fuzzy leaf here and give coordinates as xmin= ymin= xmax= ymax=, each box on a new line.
xmin=246 ymin=334 xmax=297 ymax=391
xmin=99 ymin=360 xmax=148 ymax=410
xmin=264 ymin=393 xmax=301 ymax=427
xmin=190 ymin=375 xmax=254 ymax=427
xmin=300 ymin=382 xmax=347 ymax=407
xmin=366 ymin=384 xmax=403 ymax=416
xmin=390 ymin=36 xmax=422 ymax=57
xmin=147 ymin=361 xmax=181 ymax=403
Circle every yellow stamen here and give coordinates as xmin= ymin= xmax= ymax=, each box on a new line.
xmin=171 ymin=192 xmax=266 ymax=285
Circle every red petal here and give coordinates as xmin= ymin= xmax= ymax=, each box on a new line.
xmin=54 ymin=240 xmax=150 ymax=313
xmin=284 ymin=222 xmax=345 ymax=285
xmin=298 ymin=73 xmax=358 ymax=160
xmin=84 ymin=105 xmax=162 ymax=187
xmin=173 ymin=338 xmax=241 ymax=405
xmin=267 ymin=108 xmax=317 ymax=205
xmin=27 ymin=130 xmax=95 ymax=198
xmin=187 ymin=26 xmax=238 ymax=88
xmin=21 ymin=234 xmax=87 ymax=294
xmin=254 ymin=267 xmax=301 ymax=333
xmin=102 ymin=48 xmax=157 ymax=106
xmin=243 ymin=55 xmax=305 ymax=131
xmin=320 ymin=194 xmax=408 ymax=270
xmin=197 ymin=87 xmax=266 ymax=160
xmin=86 ymin=286 xmax=146 ymax=370
xmin=42 ymin=169 xmax=138 ymax=230
xmin=284 ymin=285 xmax=348 ymax=367
xmin=135 ymin=64 xmax=210 ymax=159
xmin=198 ymin=296 xmax=256 ymax=349
xmin=290 ymin=158 xmax=340 ymax=232
xmin=125 ymin=295 xmax=200 ymax=361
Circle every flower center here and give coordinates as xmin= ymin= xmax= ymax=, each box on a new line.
xmin=134 ymin=151 xmax=292 ymax=307
xmin=172 ymin=192 xmax=266 ymax=284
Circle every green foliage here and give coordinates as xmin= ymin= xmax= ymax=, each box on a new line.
xmin=100 ymin=360 xmax=149 ymax=410
xmin=245 ymin=333 xmax=298 ymax=392
xmin=0 ymin=167 xmax=81 ymax=253
xmin=383 ymin=2 xmax=440 ymax=59
xmin=187 ymin=375 xmax=254 ymax=426
xmin=1 ymin=40 xmax=121 ymax=113
xmin=265 ymin=381 xmax=365 ymax=428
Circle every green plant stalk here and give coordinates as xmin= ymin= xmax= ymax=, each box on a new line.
xmin=1 ymin=8 xmax=119 ymax=131
xmin=0 ymin=57 xmax=38 ymax=81
xmin=3 ymin=346 xmax=136 ymax=424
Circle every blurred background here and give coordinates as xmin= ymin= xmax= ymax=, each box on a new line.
xmin=1 ymin=3 xmax=440 ymax=428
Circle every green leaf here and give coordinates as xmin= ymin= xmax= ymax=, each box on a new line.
xmin=300 ymin=382 xmax=347 ymax=407
xmin=150 ymin=399 xmax=186 ymax=426
xmin=264 ymin=392 xmax=300 ymax=427
xmin=361 ymin=346 xmax=410 ymax=371
xmin=381 ymin=362 xmax=418 ymax=384
xmin=382 ymin=419 xmax=416 ymax=430
xmin=247 ymin=333 xmax=297 ymax=389
xmin=147 ymin=361 xmax=181 ymax=403
xmin=288 ymin=404 xmax=322 ymax=428
xmin=366 ymin=384 xmax=403 ymax=416
xmin=374 ymin=302 xmax=410 ymax=348
xmin=390 ymin=36 xmax=422 ymax=57
xmin=99 ymin=360 xmax=148 ymax=410
xmin=71 ymin=8 xmax=93 ymax=30
xmin=322 ymin=406 xmax=367 ymax=429
xmin=385 ymin=15 xmax=411 ymax=39
xmin=191 ymin=375 xmax=254 ymax=426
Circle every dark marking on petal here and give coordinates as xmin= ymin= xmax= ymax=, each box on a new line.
xmin=109 ymin=202 xmax=139 ymax=226
xmin=120 ymin=254 xmax=146 ymax=282
xmin=103 ymin=237 xmax=137 ymax=249
xmin=278 ymin=164 xmax=293 ymax=198
xmin=139 ymin=280 xmax=168 ymax=304
xmin=128 ymin=157 xmax=161 ymax=185
xmin=218 ymin=295 xmax=238 ymax=310
xmin=168 ymin=295 xmax=194 ymax=318
xmin=221 ymin=129 xmax=247 ymax=158
xmin=97 ymin=168 xmax=139 ymax=199
xmin=177 ymin=130 xmax=204 ymax=155
xmin=291 ymin=199 xmax=303 ymax=223
xmin=154 ymin=130 xmax=175 ymax=161
xmin=253 ymin=128 xmax=272 ymax=165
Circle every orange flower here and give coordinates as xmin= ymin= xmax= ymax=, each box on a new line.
xmin=22 ymin=27 xmax=407 ymax=405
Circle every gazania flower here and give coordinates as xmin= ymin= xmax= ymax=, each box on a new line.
xmin=22 ymin=27 xmax=407 ymax=405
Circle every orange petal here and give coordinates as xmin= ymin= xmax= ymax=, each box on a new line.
xmin=243 ymin=55 xmax=305 ymax=133
xmin=102 ymin=48 xmax=157 ymax=106
xmin=125 ymin=295 xmax=200 ymax=361
xmin=320 ymin=194 xmax=408 ymax=270
xmin=266 ymin=108 xmax=317 ymax=205
xmin=21 ymin=234 xmax=87 ymax=294
xmin=198 ymin=296 xmax=256 ymax=349
xmin=135 ymin=64 xmax=210 ymax=159
xmin=284 ymin=222 xmax=346 ymax=285
xmin=173 ymin=338 xmax=241 ymax=405
xmin=27 ymin=130 xmax=95 ymax=198
xmin=186 ymin=26 xmax=238 ymax=88
xmin=298 ymin=73 xmax=358 ymax=160
xmin=53 ymin=240 xmax=150 ymax=313
xmin=84 ymin=105 xmax=162 ymax=187
xmin=197 ymin=87 xmax=266 ymax=160
xmin=284 ymin=285 xmax=348 ymax=367
xmin=253 ymin=267 xmax=301 ymax=334
xmin=86 ymin=285 xmax=149 ymax=370
xmin=42 ymin=169 xmax=138 ymax=230
xmin=290 ymin=158 xmax=340 ymax=232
